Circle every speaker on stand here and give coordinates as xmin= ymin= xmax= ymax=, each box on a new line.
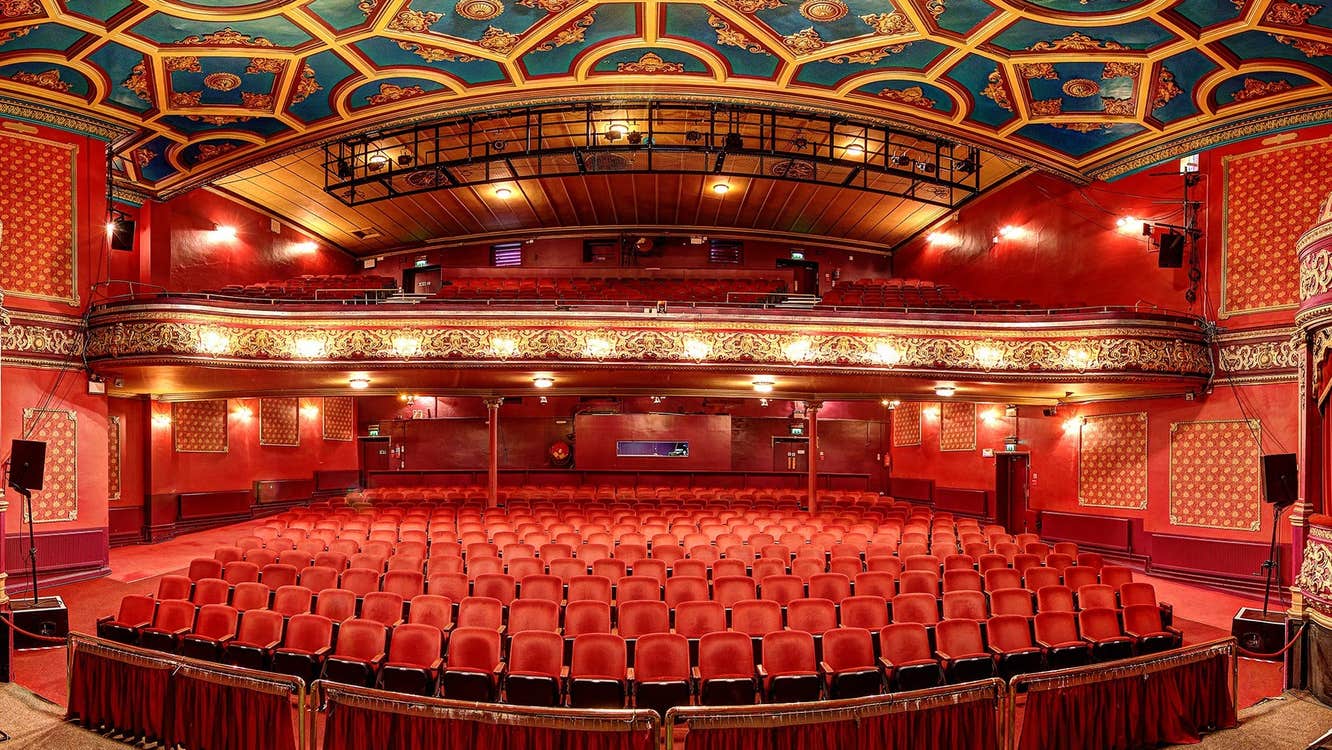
xmin=1231 ymin=453 xmax=1297 ymax=660
xmin=5 ymin=439 xmax=68 ymax=652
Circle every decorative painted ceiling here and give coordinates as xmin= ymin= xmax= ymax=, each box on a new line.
xmin=3 ymin=0 xmax=1332 ymax=197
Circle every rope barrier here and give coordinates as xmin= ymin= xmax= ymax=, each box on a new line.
xmin=1236 ymin=623 xmax=1304 ymax=659
xmin=0 ymin=611 xmax=69 ymax=645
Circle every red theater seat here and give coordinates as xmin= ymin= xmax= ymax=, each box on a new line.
xmin=225 ymin=609 xmax=284 ymax=670
xmin=1122 ymin=604 xmax=1183 ymax=654
xmin=987 ymin=614 xmax=1045 ymax=678
xmin=759 ymin=630 xmax=821 ymax=702
xmin=379 ymin=623 xmax=444 ymax=696
xmin=179 ymin=604 xmax=239 ymax=661
xmin=879 ymin=623 xmax=943 ymax=692
xmin=935 ymin=619 xmax=996 ymax=684
xmin=1078 ymin=608 xmax=1136 ymax=661
xmin=96 ymin=595 xmax=157 ymax=644
xmin=441 ymin=627 xmax=504 ymax=702
xmin=633 ymin=633 xmax=692 ymax=715
xmin=821 ymin=627 xmax=882 ymax=699
xmin=1034 ymin=611 xmax=1092 ymax=669
xmin=567 ymin=633 xmax=628 ymax=708
xmin=504 ymin=630 xmax=564 ymax=706
xmin=698 ymin=631 xmax=758 ymax=706
xmin=271 ymin=614 xmax=334 ymax=684
xmin=156 ymin=575 xmax=191 ymax=601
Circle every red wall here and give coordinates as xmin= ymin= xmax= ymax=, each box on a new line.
xmin=107 ymin=397 xmax=145 ymax=510
xmin=149 ymin=397 xmax=359 ymax=494
xmin=160 ymin=189 xmax=356 ymax=292
xmin=573 ymin=413 xmax=732 ymax=471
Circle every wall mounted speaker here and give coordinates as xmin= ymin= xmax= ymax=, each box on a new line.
xmin=109 ymin=219 xmax=135 ymax=251
xmin=1158 ymin=232 xmax=1185 ymax=268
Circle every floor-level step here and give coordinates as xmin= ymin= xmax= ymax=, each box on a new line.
xmin=774 ymin=294 xmax=820 ymax=308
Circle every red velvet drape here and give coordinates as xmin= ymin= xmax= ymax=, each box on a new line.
xmin=1017 ymin=653 xmax=1236 ymax=750
xmin=683 ymin=699 xmax=998 ymax=750
xmin=66 ymin=648 xmax=173 ymax=740
xmin=167 ymin=671 xmax=298 ymax=750
xmin=323 ymin=701 xmax=655 ymax=750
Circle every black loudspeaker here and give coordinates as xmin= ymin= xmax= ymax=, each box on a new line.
xmin=1158 ymin=232 xmax=1185 ymax=268
xmin=1262 ymin=452 xmax=1298 ymax=509
xmin=1231 ymin=607 xmax=1286 ymax=660
xmin=9 ymin=439 xmax=45 ymax=492
xmin=10 ymin=596 xmax=69 ymax=650
xmin=109 ymin=219 xmax=135 ymax=251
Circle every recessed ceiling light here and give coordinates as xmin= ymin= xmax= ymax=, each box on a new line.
xmin=752 ymin=378 xmax=775 ymax=394
xmin=934 ymin=385 xmax=956 ymax=397
xmin=348 ymin=376 xmax=370 ymax=390
xmin=495 ymin=187 xmax=513 ymax=199
xmin=533 ymin=375 xmax=555 ymax=388
xmin=712 ymin=183 xmax=731 ymax=195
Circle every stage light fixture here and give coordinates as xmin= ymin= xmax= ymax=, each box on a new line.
xmin=533 ymin=375 xmax=555 ymax=388
xmin=291 ymin=240 xmax=318 ymax=254
xmin=539 ymin=395 xmax=548 ymax=404
xmin=759 ymin=398 xmax=769 ymax=407
xmin=891 ymin=154 xmax=912 ymax=167
xmin=336 ymin=158 xmax=352 ymax=178
xmin=724 ymin=132 xmax=744 ymax=150
xmin=881 ymin=398 xmax=890 ymax=406
xmin=348 ymin=376 xmax=370 ymax=390
xmin=651 ymin=396 xmax=663 ymax=404
xmin=956 ymin=158 xmax=978 ymax=174
xmin=396 ymin=153 xmax=414 ymax=167
xmin=934 ymin=385 xmax=956 ymax=397
xmin=752 ymin=378 xmax=775 ymax=394
xmin=234 ymin=405 xmax=253 ymax=421
xmin=916 ymin=161 xmax=936 ymax=174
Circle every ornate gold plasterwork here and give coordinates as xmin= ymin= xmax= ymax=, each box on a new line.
xmin=1232 ymin=77 xmax=1294 ymax=103
xmin=83 ymin=309 xmax=1212 ymax=378
xmin=1298 ymin=538 xmax=1332 ymax=602
xmin=1217 ymin=339 xmax=1300 ymax=373
xmin=709 ymin=15 xmax=770 ymax=55
xmin=1300 ymin=240 xmax=1332 ymax=301
xmin=782 ymin=27 xmax=826 ymax=55
xmin=617 ymin=52 xmax=684 ymax=74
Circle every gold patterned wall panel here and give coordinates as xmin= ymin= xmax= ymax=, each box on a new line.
xmin=173 ymin=400 xmax=228 ymax=453
xmin=107 ymin=414 xmax=121 ymax=502
xmin=893 ymin=402 xmax=921 ymax=447
xmin=1168 ymin=419 xmax=1262 ymax=531
xmin=0 ymin=133 xmax=76 ymax=305
xmin=1077 ymin=412 xmax=1148 ymax=510
xmin=323 ymin=397 xmax=354 ymax=442
xmin=20 ymin=408 xmax=77 ymax=523
xmin=1223 ymin=138 xmax=1332 ymax=317
xmin=939 ymin=402 xmax=977 ymax=452
xmin=259 ymin=397 xmax=300 ymax=447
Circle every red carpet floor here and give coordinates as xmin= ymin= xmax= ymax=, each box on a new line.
xmin=7 ymin=524 xmax=1294 ymax=710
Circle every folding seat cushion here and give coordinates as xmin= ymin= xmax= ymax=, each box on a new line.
xmin=759 ymin=630 xmax=821 ymax=702
xmin=230 ymin=582 xmax=271 ymax=613
xmin=567 ymin=634 xmax=629 ymax=708
xmin=1033 ymin=612 xmax=1092 ymax=669
xmin=441 ymin=627 xmax=504 ymax=701
xmin=878 ymin=623 xmax=943 ymax=691
xmin=697 ymin=631 xmax=758 ymax=706
xmin=633 ymin=633 xmax=692 ymax=715
xmin=225 ymin=609 xmax=284 ymax=670
xmin=504 ymin=631 xmax=564 ymax=706
xmin=986 ymin=614 xmax=1045 ymax=678
xmin=1122 ymin=605 xmax=1183 ymax=654
xmin=156 ymin=575 xmax=192 ymax=601
xmin=96 ymin=595 xmax=157 ymax=644
xmin=1121 ymin=582 xmax=1173 ymax=626
xmin=271 ymin=614 xmax=334 ymax=684
xmin=820 ymin=627 xmax=881 ymax=699
xmin=1078 ymin=608 xmax=1136 ymax=661
xmin=934 ymin=619 xmax=996 ymax=684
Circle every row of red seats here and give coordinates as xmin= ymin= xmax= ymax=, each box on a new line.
xmin=210 ymin=274 xmax=397 ymax=300
xmin=98 ymin=591 xmax=1179 ymax=711
xmin=432 ymin=277 xmax=785 ymax=304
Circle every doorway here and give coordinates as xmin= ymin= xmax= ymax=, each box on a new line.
xmin=994 ymin=453 xmax=1030 ymax=532
xmin=776 ymin=258 xmax=819 ymax=295
xmin=403 ymin=264 xmax=442 ymax=295
xmin=359 ymin=436 xmax=391 ymax=483
xmin=773 ymin=437 xmax=809 ymax=472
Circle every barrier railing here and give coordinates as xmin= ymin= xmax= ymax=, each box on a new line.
xmin=61 ymin=633 xmax=1238 ymax=750
xmin=317 ymin=680 xmax=659 ymax=750
xmin=665 ymin=679 xmax=1007 ymax=750
xmin=65 ymin=633 xmax=308 ymax=750
xmin=1007 ymin=637 xmax=1238 ymax=750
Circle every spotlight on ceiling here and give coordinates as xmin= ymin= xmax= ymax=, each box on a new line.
xmin=685 ymin=129 xmax=703 ymax=143
xmin=651 ymin=396 xmax=663 ymax=404
xmin=752 ymin=378 xmax=775 ymax=394
xmin=533 ymin=375 xmax=555 ymax=389
xmin=890 ymin=154 xmax=912 ymax=167
xmin=934 ymin=385 xmax=956 ymax=398
xmin=491 ymin=140 xmax=507 ymax=151
xmin=759 ymin=398 xmax=769 ymax=407
xmin=336 ymin=158 xmax=352 ymax=178
xmin=916 ymin=161 xmax=937 ymax=175
xmin=367 ymin=153 xmax=388 ymax=172
xmin=348 ymin=376 xmax=370 ymax=390
xmin=396 ymin=153 xmax=414 ymax=167
xmin=956 ymin=158 xmax=978 ymax=174
xmin=724 ymin=132 xmax=744 ymax=151
xmin=539 ymin=395 xmax=548 ymax=404
xmin=605 ymin=123 xmax=628 ymax=141
xmin=712 ymin=183 xmax=731 ymax=195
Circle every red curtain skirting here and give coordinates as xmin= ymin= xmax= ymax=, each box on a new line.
xmin=167 ymin=671 xmax=297 ymax=750
xmin=683 ymin=700 xmax=998 ymax=750
xmin=66 ymin=648 xmax=172 ymax=740
xmin=1017 ymin=653 xmax=1236 ymax=750
xmin=323 ymin=702 xmax=654 ymax=750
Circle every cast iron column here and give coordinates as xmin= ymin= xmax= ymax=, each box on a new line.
xmin=484 ymin=397 xmax=503 ymax=509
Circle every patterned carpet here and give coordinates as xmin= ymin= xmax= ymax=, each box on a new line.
xmin=1188 ymin=691 xmax=1332 ymax=749
xmin=0 ymin=683 xmax=128 ymax=749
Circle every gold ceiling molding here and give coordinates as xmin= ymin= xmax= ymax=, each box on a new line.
xmin=84 ymin=307 xmax=1211 ymax=379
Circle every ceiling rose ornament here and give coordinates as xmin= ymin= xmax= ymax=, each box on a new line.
xmin=405 ymin=169 xmax=447 ymax=188
xmin=799 ymin=0 xmax=848 ymax=23
xmin=1062 ymin=78 xmax=1100 ymax=97
xmin=456 ymin=0 xmax=505 ymax=21
xmin=616 ymin=52 xmax=685 ymax=74
xmin=204 ymin=72 xmax=243 ymax=91
xmin=770 ymin=159 xmax=815 ymax=179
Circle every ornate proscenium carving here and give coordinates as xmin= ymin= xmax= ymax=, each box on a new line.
xmin=84 ymin=303 xmax=1212 ymax=381
xmin=1299 ymin=516 xmax=1332 ymax=625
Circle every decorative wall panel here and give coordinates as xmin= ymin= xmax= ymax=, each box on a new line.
xmin=1169 ymin=419 xmax=1262 ymax=531
xmin=107 ymin=414 xmax=121 ymax=502
xmin=893 ymin=402 xmax=921 ymax=447
xmin=259 ymin=397 xmax=299 ymax=447
xmin=939 ymin=402 xmax=976 ymax=452
xmin=173 ymin=400 xmax=228 ymax=453
xmin=1223 ymin=138 xmax=1332 ymax=316
xmin=1077 ymin=412 xmax=1148 ymax=510
xmin=21 ymin=408 xmax=77 ymax=523
xmin=323 ymin=397 xmax=354 ymax=442
xmin=0 ymin=133 xmax=76 ymax=305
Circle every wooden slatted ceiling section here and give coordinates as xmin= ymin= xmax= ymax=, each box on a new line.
xmin=215 ymin=148 xmax=1019 ymax=256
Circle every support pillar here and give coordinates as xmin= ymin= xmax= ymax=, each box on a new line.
xmin=485 ymin=398 xmax=503 ymax=509
xmin=805 ymin=401 xmax=822 ymax=513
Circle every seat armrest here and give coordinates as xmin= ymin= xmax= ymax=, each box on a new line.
xmin=263 ymin=638 xmax=282 ymax=650
xmin=819 ymin=661 xmax=833 ymax=675
xmin=877 ymin=657 xmax=894 ymax=672
xmin=313 ymin=646 xmax=331 ymax=658
xmin=216 ymin=635 xmax=235 ymax=647
xmin=95 ymin=615 xmax=112 ymax=627
xmin=428 ymin=658 xmax=443 ymax=671
xmin=492 ymin=661 xmax=506 ymax=677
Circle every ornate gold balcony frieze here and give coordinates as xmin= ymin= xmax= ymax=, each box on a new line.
xmin=85 ymin=303 xmax=1211 ymax=380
